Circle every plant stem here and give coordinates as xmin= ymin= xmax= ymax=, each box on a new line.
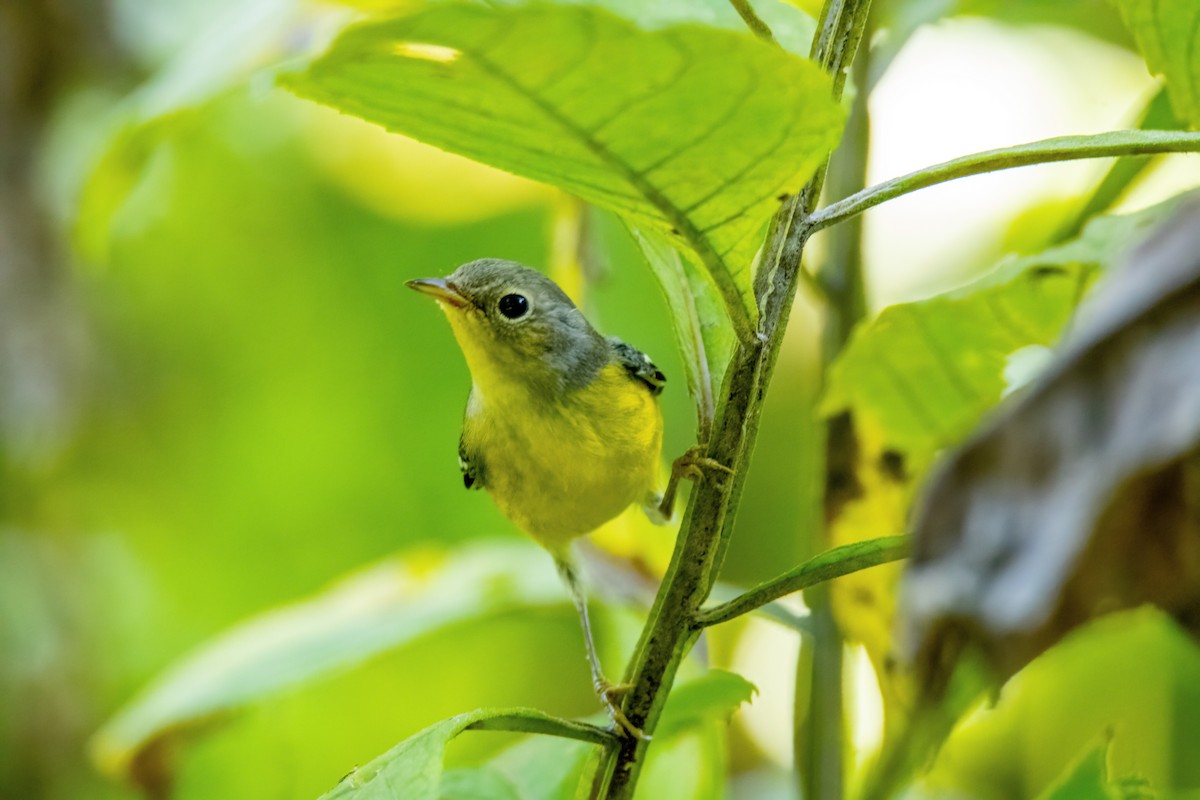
xmin=696 ymin=537 xmax=908 ymax=627
xmin=807 ymin=130 xmax=1200 ymax=235
xmin=797 ymin=16 xmax=875 ymax=797
xmin=1053 ymin=87 xmax=1177 ymax=243
xmin=594 ymin=2 xmax=876 ymax=797
xmin=728 ymin=0 xmax=779 ymax=45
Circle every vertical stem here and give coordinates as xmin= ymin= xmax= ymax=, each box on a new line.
xmin=796 ymin=20 xmax=873 ymax=799
xmin=594 ymin=2 xmax=875 ymax=797
xmin=798 ymin=589 xmax=845 ymax=800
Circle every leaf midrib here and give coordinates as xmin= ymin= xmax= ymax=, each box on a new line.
xmin=461 ymin=42 xmax=756 ymax=338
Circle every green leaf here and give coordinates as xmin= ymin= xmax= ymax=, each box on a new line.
xmin=439 ymin=768 xmax=522 ymax=800
xmin=283 ymin=3 xmax=845 ymax=337
xmin=322 ymin=708 xmax=614 ymax=799
xmin=487 ymin=0 xmax=818 ymax=55
xmin=656 ymin=669 xmax=757 ymax=740
xmin=90 ymin=542 xmax=565 ymax=782
xmin=820 ymin=196 xmax=1190 ymax=464
xmin=1113 ymin=0 xmax=1200 ymax=128
xmin=629 ymin=226 xmax=735 ymax=436
xmin=326 ymin=714 xmax=471 ymax=799
xmin=489 ymin=732 xmax=599 ymax=800
xmin=1037 ymin=741 xmax=1120 ymax=800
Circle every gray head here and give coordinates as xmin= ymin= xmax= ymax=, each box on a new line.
xmin=407 ymin=259 xmax=609 ymax=396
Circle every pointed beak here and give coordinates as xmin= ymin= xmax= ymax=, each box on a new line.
xmin=406 ymin=278 xmax=470 ymax=309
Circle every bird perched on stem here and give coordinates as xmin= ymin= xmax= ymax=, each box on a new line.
xmin=408 ymin=258 xmax=728 ymax=738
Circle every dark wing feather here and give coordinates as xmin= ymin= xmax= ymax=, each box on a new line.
xmin=608 ymin=337 xmax=666 ymax=396
xmin=458 ymin=432 xmax=484 ymax=490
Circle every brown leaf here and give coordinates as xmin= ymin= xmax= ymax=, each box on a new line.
xmin=902 ymin=198 xmax=1200 ymax=689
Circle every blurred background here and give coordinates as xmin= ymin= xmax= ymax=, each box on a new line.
xmin=3 ymin=0 xmax=1198 ymax=798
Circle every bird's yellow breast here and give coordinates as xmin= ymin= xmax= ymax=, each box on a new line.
xmin=463 ymin=363 xmax=662 ymax=549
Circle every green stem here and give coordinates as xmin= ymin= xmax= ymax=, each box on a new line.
xmin=1053 ymin=87 xmax=1177 ymax=243
xmin=593 ymin=2 xmax=875 ymax=798
xmin=806 ymin=130 xmax=1200 ymax=235
xmin=465 ymin=711 xmax=618 ymax=747
xmin=799 ymin=24 xmax=874 ymax=798
xmin=728 ymin=0 xmax=779 ymax=45
xmin=696 ymin=537 xmax=909 ymax=627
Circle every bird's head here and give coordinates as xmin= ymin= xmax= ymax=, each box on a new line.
xmin=407 ymin=259 xmax=609 ymax=397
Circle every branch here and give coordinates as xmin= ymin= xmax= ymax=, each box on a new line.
xmin=805 ymin=130 xmax=1200 ymax=234
xmin=594 ymin=2 xmax=876 ymax=798
xmin=696 ymin=536 xmax=910 ymax=627
xmin=1053 ymin=88 xmax=1177 ymax=242
xmin=466 ymin=710 xmax=618 ymax=748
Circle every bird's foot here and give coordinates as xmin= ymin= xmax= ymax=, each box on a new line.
xmin=651 ymin=445 xmax=735 ymax=522
xmin=595 ymin=678 xmax=650 ymax=741
xmin=671 ymin=445 xmax=734 ymax=484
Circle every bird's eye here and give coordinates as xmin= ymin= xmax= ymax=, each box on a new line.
xmin=497 ymin=293 xmax=529 ymax=320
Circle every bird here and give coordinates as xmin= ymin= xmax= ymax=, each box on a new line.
xmin=407 ymin=258 xmax=729 ymax=737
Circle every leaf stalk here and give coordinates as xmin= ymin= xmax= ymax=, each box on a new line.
xmin=466 ymin=711 xmax=619 ymax=747
xmin=807 ymin=130 xmax=1200 ymax=235
xmin=696 ymin=536 xmax=909 ymax=627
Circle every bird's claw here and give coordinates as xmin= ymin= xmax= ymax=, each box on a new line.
xmin=672 ymin=446 xmax=734 ymax=484
xmin=595 ymin=678 xmax=651 ymax=741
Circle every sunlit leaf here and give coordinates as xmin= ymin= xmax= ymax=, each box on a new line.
xmin=1113 ymin=0 xmax=1200 ymax=128
xmin=340 ymin=0 xmax=818 ymax=58
xmin=656 ymin=669 xmax=757 ymax=739
xmin=1036 ymin=741 xmax=1118 ymax=800
xmin=821 ymin=196 xmax=1190 ymax=467
xmin=488 ymin=732 xmax=598 ymax=800
xmin=904 ymin=198 xmax=1200 ymax=682
xmin=439 ymin=767 xmax=522 ymax=800
xmin=91 ymin=543 xmax=564 ymax=782
xmin=320 ymin=709 xmax=602 ymax=800
xmin=317 ymin=670 xmax=748 ymax=800
xmin=283 ymin=3 xmax=846 ymax=336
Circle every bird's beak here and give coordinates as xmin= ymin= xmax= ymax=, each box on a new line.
xmin=406 ymin=277 xmax=470 ymax=309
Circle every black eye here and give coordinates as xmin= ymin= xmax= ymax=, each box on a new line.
xmin=497 ymin=293 xmax=528 ymax=319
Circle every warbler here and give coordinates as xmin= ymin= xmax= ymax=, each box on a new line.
xmin=408 ymin=259 xmax=725 ymax=737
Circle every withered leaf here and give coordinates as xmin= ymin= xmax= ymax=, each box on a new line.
xmin=903 ymin=199 xmax=1200 ymax=687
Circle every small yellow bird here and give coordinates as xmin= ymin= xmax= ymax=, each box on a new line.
xmin=408 ymin=258 xmax=723 ymax=737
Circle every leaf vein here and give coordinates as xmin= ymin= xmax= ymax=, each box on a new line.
xmin=459 ymin=42 xmax=753 ymax=335
xmin=637 ymin=44 xmax=758 ymax=179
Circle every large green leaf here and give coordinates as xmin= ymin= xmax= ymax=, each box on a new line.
xmin=487 ymin=0 xmax=817 ymax=54
xmin=320 ymin=669 xmax=753 ymax=800
xmin=321 ymin=709 xmax=604 ymax=800
xmin=488 ymin=732 xmax=598 ymax=800
xmin=283 ymin=3 xmax=845 ymax=336
xmin=1113 ymin=0 xmax=1200 ymax=128
xmin=820 ymin=196 xmax=1190 ymax=464
xmin=91 ymin=543 xmax=564 ymax=782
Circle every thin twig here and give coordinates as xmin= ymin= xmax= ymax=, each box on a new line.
xmin=696 ymin=537 xmax=910 ymax=627
xmin=806 ymin=130 xmax=1200 ymax=235
xmin=728 ymin=0 xmax=779 ymax=45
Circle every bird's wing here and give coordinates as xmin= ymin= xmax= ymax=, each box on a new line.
xmin=608 ymin=337 xmax=666 ymax=396
xmin=458 ymin=432 xmax=484 ymax=489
